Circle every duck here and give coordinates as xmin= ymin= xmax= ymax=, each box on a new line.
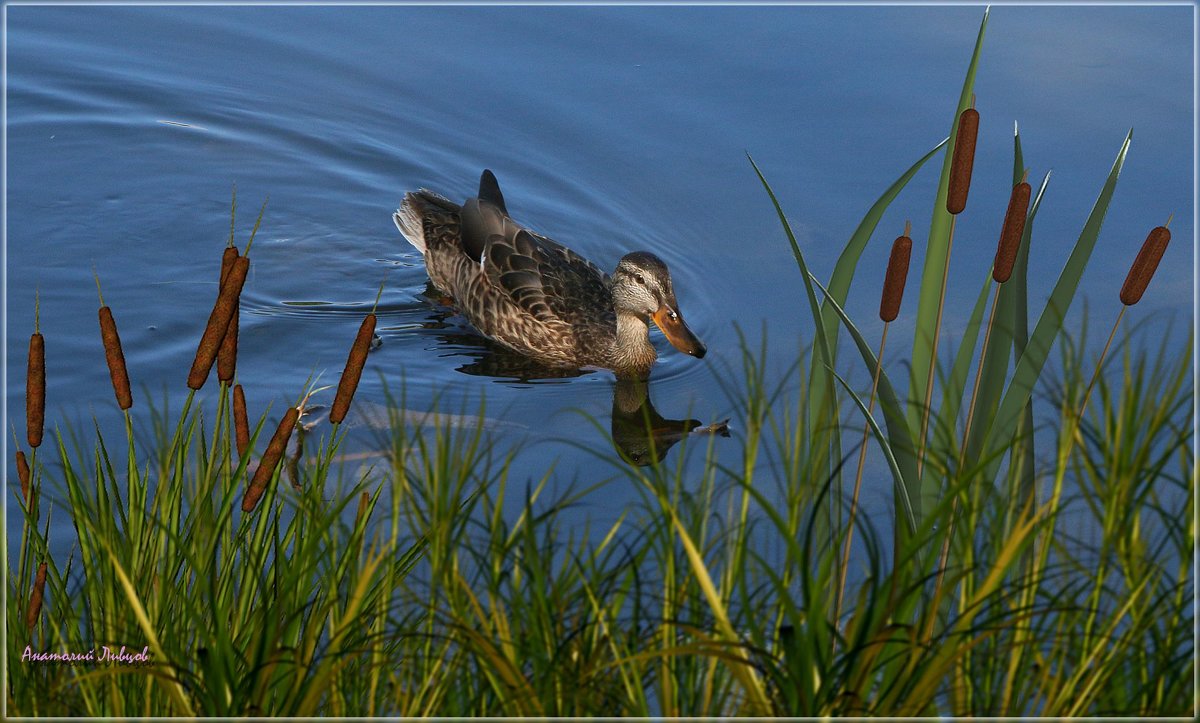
xmin=393 ymin=170 xmax=706 ymax=379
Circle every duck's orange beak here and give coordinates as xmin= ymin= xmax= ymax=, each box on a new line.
xmin=652 ymin=304 xmax=707 ymax=359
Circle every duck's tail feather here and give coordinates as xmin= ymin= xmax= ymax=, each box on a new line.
xmin=394 ymin=189 xmax=458 ymax=254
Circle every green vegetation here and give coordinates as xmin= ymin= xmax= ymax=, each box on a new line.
xmin=7 ymin=9 xmax=1193 ymax=717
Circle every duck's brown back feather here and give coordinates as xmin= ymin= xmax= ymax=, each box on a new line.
xmin=398 ymin=188 xmax=617 ymax=368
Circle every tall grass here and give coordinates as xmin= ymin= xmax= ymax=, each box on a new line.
xmin=7 ymin=9 xmax=1193 ymax=716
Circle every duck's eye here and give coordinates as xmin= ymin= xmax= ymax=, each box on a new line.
xmin=635 ymin=274 xmax=645 ymax=285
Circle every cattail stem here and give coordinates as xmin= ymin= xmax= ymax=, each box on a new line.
xmin=330 ymin=314 xmax=378 ymax=424
xmin=188 ymin=255 xmax=250 ymax=390
xmin=1078 ymin=306 xmax=1126 ymax=421
xmin=926 ymin=281 xmax=1003 ymax=640
xmin=835 ymin=323 xmax=889 ymax=632
xmin=233 ymin=384 xmax=250 ymax=460
xmin=917 ymin=215 xmax=957 ymax=477
xmin=26 ymin=561 xmax=47 ymax=631
xmin=242 ymin=407 xmax=299 ymax=512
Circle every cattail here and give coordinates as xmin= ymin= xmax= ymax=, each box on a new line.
xmin=879 ymin=230 xmax=913 ymax=322
xmin=354 ymin=490 xmax=371 ymax=529
xmin=947 ymin=107 xmax=980 ymax=215
xmin=16 ymin=450 xmax=31 ymax=505
xmin=993 ymin=180 xmax=1032 ymax=283
xmin=1119 ymin=226 xmax=1171 ymax=305
xmin=27 ymin=332 xmax=44 ymax=448
xmin=329 ymin=314 xmax=377 ymax=424
xmin=218 ymin=306 xmax=239 ymax=383
xmin=233 ymin=384 xmax=250 ymax=459
xmin=26 ymin=561 xmax=47 ymax=630
xmin=242 ymin=407 xmax=299 ymax=512
xmin=188 ymin=255 xmax=250 ymax=390
xmin=98 ymin=306 xmax=133 ymax=410
xmin=217 ymin=247 xmax=240 ymax=383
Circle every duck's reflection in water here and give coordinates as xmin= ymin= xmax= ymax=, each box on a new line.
xmin=609 ymin=378 xmax=728 ymax=466
xmin=420 ymin=306 xmax=728 ymax=466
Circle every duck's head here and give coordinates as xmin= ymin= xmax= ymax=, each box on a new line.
xmin=611 ymin=252 xmax=707 ymax=359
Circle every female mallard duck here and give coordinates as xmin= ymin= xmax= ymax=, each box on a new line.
xmin=394 ymin=170 xmax=706 ymax=379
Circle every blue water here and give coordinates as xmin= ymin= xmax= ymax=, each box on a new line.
xmin=5 ymin=5 xmax=1194 ymax=559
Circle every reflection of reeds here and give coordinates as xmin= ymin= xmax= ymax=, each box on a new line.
xmin=330 ymin=313 xmax=377 ymax=425
xmin=242 ymin=407 xmax=299 ymax=512
xmin=26 ymin=561 xmax=46 ymax=631
xmin=188 ymin=254 xmax=250 ymax=390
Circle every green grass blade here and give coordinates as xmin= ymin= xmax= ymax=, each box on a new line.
xmin=964 ymin=166 xmax=1052 ymax=463
xmin=806 ymin=273 xmax=920 ymax=524
xmin=980 ymin=130 xmax=1132 ymax=473
xmin=907 ymin=8 xmax=989 ymax=435
xmin=830 ymin=370 xmax=917 ymax=534
xmin=808 ymin=138 xmax=949 ymax=427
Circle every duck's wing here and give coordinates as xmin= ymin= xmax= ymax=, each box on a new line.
xmin=460 ymin=198 xmax=610 ymax=325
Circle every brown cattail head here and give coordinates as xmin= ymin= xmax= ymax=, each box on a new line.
xmin=98 ymin=306 xmax=133 ymax=410
xmin=1120 ymin=226 xmax=1171 ymax=305
xmin=233 ymin=384 xmax=250 ymax=460
xmin=329 ymin=314 xmax=378 ymax=424
xmin=354 ymin=490 xmax=371 ymax=529
xmin=242 ymin=406 xmax=299 ymax=513
xmin=16 ymin=450 xmax=31 ymax=506
xmin=219 ymin=246 xmax=239 ymax=285
xmin=218 ymin=304 xmax=239 ymax=383
xmin=26 ymin=561 xmax=47 ymax=630
xmin=217 ymin=247 xmax=240 ymax=383
xmin=879 ymin=234 xmax=913 ymax=322
xmin=947 ymin=107 xmax=980 ymax=215
xmin=27 ymin=333 xmax=45 ymax=448
xmin=188 ymin=255 xmax=250 ymax=390
xmin=993 ymin=181 xmax=1033 ymax=283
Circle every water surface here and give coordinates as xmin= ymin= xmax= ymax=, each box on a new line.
xmin=6 ymin=5 xmax=1194 ymax=553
